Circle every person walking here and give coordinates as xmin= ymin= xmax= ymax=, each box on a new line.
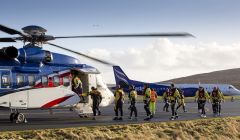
xmin=162 ymin=88 xmax=170 ymax=112
xmin=113 ymin=85 xmax=125 ymax=120
xmin=89 ymin=87 xmax=102 ymax=120
xmin=128 ymin=85 xmax=138 ymax=120
xmin=149 ymin=88 xmax=158 ymax=118
xmin=195 ymin=86 xmax=210 ymax=118
xmin=210 ymin=87 xmax=224 ymax=116
xmin=169 ymin=84 xmax=180 ymax=120
xmin=176 ymin=88 xmax=187 ymax=112
xmin=143 ymin=84 xmax=151 ymax=121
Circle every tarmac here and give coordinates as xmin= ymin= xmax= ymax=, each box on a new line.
xmin=0 ymin=100 xmax=240 ymax=132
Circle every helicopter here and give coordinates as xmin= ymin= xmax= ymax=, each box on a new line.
xmin=0 ymin=24 xmax=193 ymax=123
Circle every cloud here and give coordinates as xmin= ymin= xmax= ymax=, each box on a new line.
xmin=83 ymin=39 xmax=240 ymax=83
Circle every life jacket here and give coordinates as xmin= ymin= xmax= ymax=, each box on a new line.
xmin=130 ymin=90 xmax=137 ymax=99
xmin=199 ymin=90 xmax=205 ymax=98
xmin=168 ymin=89 xmax=177 ymax=101
xmin=212 ymin=90 xmax=218 ymax=97
xmin=150 ymin=90 xmax=157 ymax=102
xmin=115 ymin=89 xmax=124 ymax=101
xmin=165 ymin=92 xmax=170 ymax=97
xmin=171 ymin=88 xmax=176 ymax=94
xmin=180 ymin=93 xmax=184 ymax=99
xmin=211 ymin=90 xmax=221 ymax=101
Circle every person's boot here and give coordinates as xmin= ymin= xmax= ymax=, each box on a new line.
xmin=98 ymin=111 xmax=101 ymax=116
xmin=144 ymin=116 xmax=150 ymax=121
xmin=118 ymin=117 xmax=123 ymax=120
xmin=113 ymin=117 xmax=118 ymax=120
xmin=170 ymin=116 xmax=175 ymax=120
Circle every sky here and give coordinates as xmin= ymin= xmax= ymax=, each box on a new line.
xmin=1 ymin=0 xmax=240 ymax=83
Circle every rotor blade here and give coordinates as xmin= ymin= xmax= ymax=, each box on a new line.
xmin=0 ymin=38 xmax=16 ymax=42
xmin=54 ymin=32 xmax=194 ymax=39
xmin=47 ymin=43 xmax=114 ymax=66
xmin=0 ymin=24 xmax=24 ymax=36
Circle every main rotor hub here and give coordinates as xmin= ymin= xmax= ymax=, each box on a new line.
xmin=22 ymin=25 xmax=47 ymax=36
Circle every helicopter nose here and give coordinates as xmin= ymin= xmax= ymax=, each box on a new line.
xmin=228 ymin=88 xmax=240 ymax=96
xmin=106 ymin=88 xmax=114 ymax=106
xmin=233 ymin=89 xmax=240 ymax=96
xmin=98 ymin=87 xmax=114 ymax=107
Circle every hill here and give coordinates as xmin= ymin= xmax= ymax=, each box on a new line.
xmin=162 ymin=68 xmax=240 ymax=89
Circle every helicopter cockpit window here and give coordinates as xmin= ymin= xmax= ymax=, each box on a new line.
xmin=28 ymin=75 xmax=35 ymax=86
xmin=63 ymin=76 xmax=70 ymax=87
xmin=41 ymin=76 xmax=48 ymax=86
xmin=17 ymin=75 xmax=24 ymax=86
xmin=2 ymin=75 xmax=10 ymax=87
xmin=53 ymin=76 xmax=60 ymax=86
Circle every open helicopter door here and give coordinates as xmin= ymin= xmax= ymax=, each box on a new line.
xmin=71 ymin=69 xmax=98 ymax=115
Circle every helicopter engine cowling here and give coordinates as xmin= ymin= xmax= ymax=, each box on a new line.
xmin=18 ymin=48 xmax=53 ymax=64
xmin=0 ymin=46 xmax=19 ymax=59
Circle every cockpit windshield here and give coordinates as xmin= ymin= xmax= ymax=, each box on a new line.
xmin=229 ymin=85 xmax=235 ymax=90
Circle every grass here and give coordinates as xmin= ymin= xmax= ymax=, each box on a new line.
xmin=1 ymin=117 xmax=240 ymax=140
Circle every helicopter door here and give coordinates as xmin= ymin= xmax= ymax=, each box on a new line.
xmin=88 ymin=74 xmax=97 ymax=90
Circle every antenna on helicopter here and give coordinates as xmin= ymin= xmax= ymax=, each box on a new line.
xmin=0 ymin=24 xmax=194 ymax=66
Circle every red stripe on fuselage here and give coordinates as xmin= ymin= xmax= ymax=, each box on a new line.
xmin=41 ymin=95 xmax=73 ymax=109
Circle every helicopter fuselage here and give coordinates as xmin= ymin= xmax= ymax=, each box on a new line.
xmin=0 ymin=45 xmax=114 ymax=111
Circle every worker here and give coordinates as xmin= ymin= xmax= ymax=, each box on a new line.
xmin=89 ymin=87 xmax=102 ymax=120
xmin=72 ymin=73 xmax=83 ymax=102
xmin=128 ymin=85 xmax=138 ymax=120
xmin=162 ymin=88 xmax=170 ymax=112
xmin=169 ymin=84 xmax=180 ymax=120
xmin=113 ymin=85 xmax=125 ymax=121
xmin=149 ymin=88 xmax=158 ymax=118
xmin=210 ymin=87 xmax=224 ymax=116
xmin=143 ymin=84 xmax=151 ymax=121
xmin=176 ymin=88 xmax=187 ymax=112
xmin=195 ymin=86 xmax=210 ymax=118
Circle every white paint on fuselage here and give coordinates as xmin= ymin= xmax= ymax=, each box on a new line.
xmin=0 ymin=74 xmax=114 ymax=114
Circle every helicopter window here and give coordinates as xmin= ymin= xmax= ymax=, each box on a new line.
xmin=41 ymin=76 xmax=48 ymax=86
xmin=28 ymin=75 xmax=35 ymax=86
xmin=63 ymin=76 xmax=70 ymax=87
xmin=17 ymin=75 xmax=24 ymax=86
xmin=53 ymin=76 xmax=60 ymax=86
xmin=2 ymin=75 xmax=10 ymax=87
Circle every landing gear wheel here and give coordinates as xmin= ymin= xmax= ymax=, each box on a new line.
xmin=15 ymin=113 xmax=27 ymax=123
xmin=10 ymin=113 xmax=15 ymax=123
